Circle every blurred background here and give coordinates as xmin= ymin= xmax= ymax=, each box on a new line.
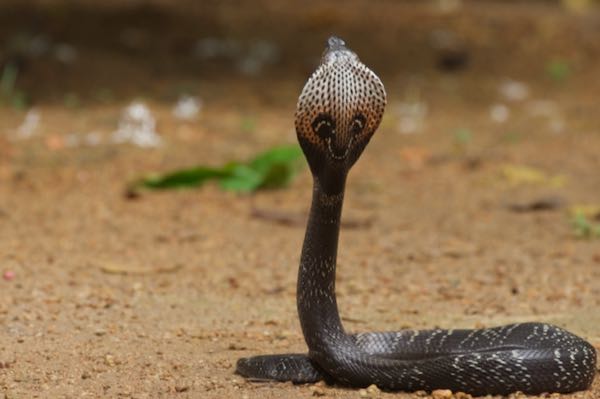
xmin=1 ymin=0 xmax=599 ymax=161
xmin=0 ymin=1 xmax=599 ymax=398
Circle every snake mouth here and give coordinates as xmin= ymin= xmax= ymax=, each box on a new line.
xmin=326 ymin=137 xmax=353 ymax=161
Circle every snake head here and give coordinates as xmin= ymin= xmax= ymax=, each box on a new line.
xmin=295 ymin=37 xmax=386 ymax=190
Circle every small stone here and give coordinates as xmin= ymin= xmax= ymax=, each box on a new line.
xmin=172 ymin=95 xmax=202 ymax=121
xmin=310 ymin=385 xmax=326 ymax=396
xmin=366 ymin=384 xmax=381 ymax=396
xmin=432 ymin=389 xmax=453 ymax=399
xmin=104 ymin=355 xmax=115 ymax=366
xmin=3 ymin=270 xmax=15 ymax=281
xmin=499 ymin=79 xmax=529 ymax=102
xmin=81 ymin=371 xmax=91 ymax=379
xmin=175 ymin=385 xmax=189 ymax=393
xmin=415 ymin=390 xmax=428 ymax=397
xmin=231 ymin=378 xmax=242 ymax=388
xmin=490 ymin=103 xmax=510 ymax=123
xmin=359 ymin=389 xmax=369 ymax=398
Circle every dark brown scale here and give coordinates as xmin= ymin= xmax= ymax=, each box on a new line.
xmin=235 ymin=36 xmax=596 ymax=395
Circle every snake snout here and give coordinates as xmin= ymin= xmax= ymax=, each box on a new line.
xmin=328 ymin=136 xmax=353 ymax=161
xmin=236 ymin=354 xmax=323 ymax=383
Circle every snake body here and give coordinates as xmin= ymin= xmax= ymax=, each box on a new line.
xmin=236 ymin=37 xmax=597 ymax=395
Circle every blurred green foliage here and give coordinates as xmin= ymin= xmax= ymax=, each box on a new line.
xmin=0 ymin=62 xmax=29 ymax=109
xmin=453 ymin=128 xmax=473 ymax=155
xmin=454 ymin=128 xmax=472 ymax=145
xmin=128 ymin=144 xmax=305 ymax=194
xmin=546 ymin=59 xmax=571 ymax=82
xmin=570 ymin=211 xmax=600 ymax=239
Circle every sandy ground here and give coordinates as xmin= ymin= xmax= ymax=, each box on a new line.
xmin=0 ymin=1 xmax=599 ymax=398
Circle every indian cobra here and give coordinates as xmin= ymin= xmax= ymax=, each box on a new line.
xmin=235 ymin=37 xmax=597 ymax=395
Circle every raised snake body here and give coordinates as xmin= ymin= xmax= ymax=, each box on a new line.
xmin=235 ymin=37 xmax=597 ymax=395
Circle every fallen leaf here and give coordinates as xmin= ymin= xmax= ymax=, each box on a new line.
xmin=561 ymin=0 xmax=593 ymax=13
xmin=501 ymin=164 xmax=565 ymax=188
xmin=100 ymin=262 xmax=182 ymax=275
xmin=128 ymin=145 xmax=304 ymax=194
xmin=507 ymin=196 xmax=565 ymax=212
xmin=568 ymin=204 xmax=600 ymax=219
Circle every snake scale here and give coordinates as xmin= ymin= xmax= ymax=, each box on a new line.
xmin=235 ymin=37 xmax=597 ymax=395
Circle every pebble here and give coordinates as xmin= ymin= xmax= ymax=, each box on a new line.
xmin=112 ymin=102 xmax=162 ymax=148
xmin=104 ymin=354 xmax=116 ymax=366
xmin=16 ymin=109 xmax=40 ymax=139
xmin=490 ymin=103 xmax=509 ymax=123
xmin=230 ymin=378 xmax=242 ymax=388
xmin=432 ymin=389 xmax=454 ymax=399
xmin=499 ymin=79 xmax=529 ymax=102
xmin=358 ymin=386 xmax=381 ymax=398
xmin=3 ymin=270 xmax=15 ymax=281
xmin=172 ymin=95 xmax=202 ymax=120
xmin=310 ymin=384 xmax=326 ymax=396
xmin=366 ymin=384 xmax=381 ymax=396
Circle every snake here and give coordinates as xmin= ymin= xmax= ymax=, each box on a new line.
xmin=235 ymin=37 xmax=597 ymax=395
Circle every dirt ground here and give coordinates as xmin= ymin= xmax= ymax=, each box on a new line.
xmin=0 ymin=1 xmax=599 ymax=398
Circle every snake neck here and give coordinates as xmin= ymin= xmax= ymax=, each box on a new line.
xmin=297 ymin=176 xmax=348 ymax=349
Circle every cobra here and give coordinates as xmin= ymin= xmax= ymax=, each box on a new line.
xmin=235 ymin=37 xmax=596 ymax=395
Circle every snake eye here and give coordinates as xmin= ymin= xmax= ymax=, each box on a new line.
xmin=312 ymin=114 xmax=335 ymax=140
xmin=350 ymin=114 xmax=366 ymax=136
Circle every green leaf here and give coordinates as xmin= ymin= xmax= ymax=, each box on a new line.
xmin=249 ymin=145 xmax=303 ymax=171
xmin=219 ymin=164 xmax=263 ymax=192
xmin=128 ymin=144 xmax=305 ymax=194
xmin=251 ymin=145 xmax=304 ymax=189
xmin=240 ymin=117 xmax=256 ymax=133
xmin=454 ymin=128 xmax=472 ymax=145
xmin=546 ymin=59 xmax=571 ymax=82
xmin=132 ymin=166 xmax=228 ymax=190
xmin=259 ymin=162 xmax=296 ymax=189
xmin=10 ymin=90 xmax=29 ymax=110
xmin=570 ymin=212 xmax=600 ymax=239
xmin=0 ymin=62 xmax=18 ymax=96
